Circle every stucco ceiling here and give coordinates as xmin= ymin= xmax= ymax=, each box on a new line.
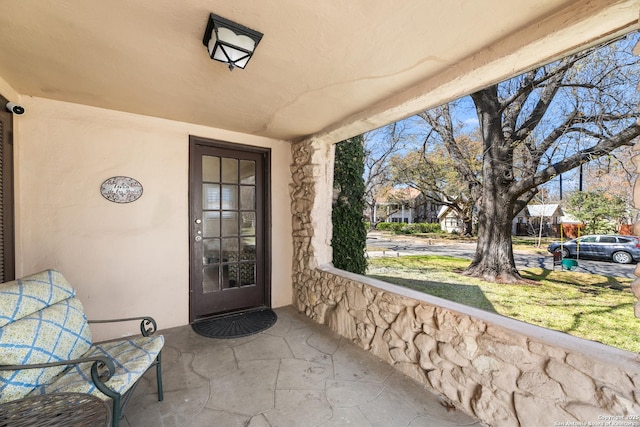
xmin=0 ymin=1 xmax=638 ymax=142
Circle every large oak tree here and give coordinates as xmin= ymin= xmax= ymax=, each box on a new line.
xmin=418 ymin=33 xmax=640 ymax=282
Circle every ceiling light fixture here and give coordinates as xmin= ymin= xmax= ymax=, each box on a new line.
xmin=202 ymin=13 xmax=263 ymax=71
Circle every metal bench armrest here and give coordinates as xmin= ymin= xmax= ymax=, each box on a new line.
xmin=0 ymin=355 xmax=116 ymax=383
xmin=88 ymin=316 xmax=158 ymax=337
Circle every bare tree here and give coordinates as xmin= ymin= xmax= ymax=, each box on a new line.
xmin=363 ymin=123 xmax=412 ymax=226
xmin=417 ymin=33 xmax=640 ymax=282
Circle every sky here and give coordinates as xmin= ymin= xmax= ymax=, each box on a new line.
xmin=363 ymin=30 xmax=639 ymax=203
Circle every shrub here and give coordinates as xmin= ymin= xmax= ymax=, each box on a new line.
xmin=400 ymin=223 xmax=422 ymax=234
xmin=376 ymin=222 xmax=394 ymax=231
xmin=419 ymin=223 xmax=442 ymax=233
xmin=375 ymin=222 xmax=442 ymax=234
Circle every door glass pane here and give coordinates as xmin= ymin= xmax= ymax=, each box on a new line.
xmin=239 ymin=263 xmax=255 ymax=286
xmin=222 ymin=237 xmax=239 ymax=261
xmin=240 ymin=186 xmax=255 ymax=210
xmin=222 ymin=237 xmax=239 ymax=289
xmin=203 ymin=266 xmax=219 ymax=293
xmin=241 ymin=237 xmax=256 ymax=260
xmin=241 ymin=213 xmax=256 ymax=236
xmin=222 ymin=185 xmax=238 ymax=210
xmin=202 ymin=156 xmax=220 ymax=182
xmin=203 ymin=212 xmax=220 ymax=238
xmin=222 ymin=158 xmax=238 ymax=183
xmin=227 ymin=265 xmax=238 ymax=288
xmin=203 ymin=184 xmax=220 ymax=209
xmin=240 ymin=160 xmax=255 ymax=184
xmin=203 ymin=238 xmax=221 ymax=265
xmin=221 ymin=212 xmax=238 ymax=237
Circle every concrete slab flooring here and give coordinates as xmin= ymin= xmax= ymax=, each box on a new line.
xmin=122 ymin=306 xmax=485 ymax=427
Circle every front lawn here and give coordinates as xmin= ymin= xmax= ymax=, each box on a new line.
xmin=367 ymin=255 xmax=639 ymax=352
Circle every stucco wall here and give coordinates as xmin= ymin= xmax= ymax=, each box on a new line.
xmin=12 ymin=97 xmax=293 ymax=341
xmin=0 ymin=75 xmax=18 ymax=103
xmin=291 ymin=138 xmax=640 ymax=427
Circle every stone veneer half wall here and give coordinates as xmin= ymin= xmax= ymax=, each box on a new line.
xmin=291 ymin=134 xmax=640 ymax=426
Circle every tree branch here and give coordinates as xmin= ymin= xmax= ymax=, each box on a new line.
xmin=417 ymin=109 xmax=481 ymax=192
xmin=511 ymin=123 xmax=640 ymax=197
xmin=511 ymin=65 xmax=567 ymax=143
xmin=512 ymin=188 xmax=538 ymax=218
xmin=502 ymin=70 xmax=537 ymax=139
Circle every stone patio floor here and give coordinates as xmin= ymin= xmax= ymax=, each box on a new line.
xmin=122 ymin=306 xmax=485 ymax=427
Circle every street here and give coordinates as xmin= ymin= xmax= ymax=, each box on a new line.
xmin=366 ymin=232 xmax=638 ymax=279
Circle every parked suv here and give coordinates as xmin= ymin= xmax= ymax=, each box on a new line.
xmin=547 ymin=234 xmax=640 ymax=264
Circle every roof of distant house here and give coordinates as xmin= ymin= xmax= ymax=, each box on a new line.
xmin=559 ymin=214 xmax=581 ymax=224
xmin=375 ymin=187 xmax=422 ymax=204
xmin=527 ymin=204 xmax=561 ymax=217
xmin=437 ymin=205 xmax=456 ymax=219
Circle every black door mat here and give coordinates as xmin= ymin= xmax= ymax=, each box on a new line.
xmin=192 ymin=308 xmax=277 ymax=339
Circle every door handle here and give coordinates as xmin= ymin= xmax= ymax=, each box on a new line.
xmin=195 ymin=235 xmax=202 ymax=242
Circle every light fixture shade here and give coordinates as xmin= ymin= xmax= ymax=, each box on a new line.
xmin=203 ymin=13 xmax=263 ymax=71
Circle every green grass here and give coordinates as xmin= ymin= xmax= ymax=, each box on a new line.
xmin=511 ymin=236 xmax=555 ymax=252
xmin=367 ymin=255 xmax=639 ymax=352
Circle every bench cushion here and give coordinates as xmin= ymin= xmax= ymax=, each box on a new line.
xmin=29 ymin=335 xmax=164 ymax=400
xmin=0 ymin=270 xmax=76 ymax=327
xmin=0 ymin=298 xmax=92 ymax=403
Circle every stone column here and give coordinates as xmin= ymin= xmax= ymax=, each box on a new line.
xmin=289 ymin=137 xmax=335 ymax=314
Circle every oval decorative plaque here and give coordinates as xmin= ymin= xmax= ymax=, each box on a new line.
xmin=100 ymin=176 xmax=143 ymax=203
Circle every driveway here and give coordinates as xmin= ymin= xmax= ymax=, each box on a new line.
xmin=366 ymin=231 xmax=638 ymax=279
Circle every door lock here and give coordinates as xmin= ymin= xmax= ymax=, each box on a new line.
xmin=195 ymin=235 xmax=202 ymax=242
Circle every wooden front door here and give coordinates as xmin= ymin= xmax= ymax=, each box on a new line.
xmin=189 ymin=137 xmax=270 ymax=321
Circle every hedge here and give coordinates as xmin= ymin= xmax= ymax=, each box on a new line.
xmin=375 ymin=222 xmax=442 ymax=234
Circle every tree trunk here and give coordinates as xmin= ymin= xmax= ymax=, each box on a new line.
xmin=465 ymin=189 xmax=521 ymax=282
xmin=368 ymin=204 xmax=376 ymax=229
xmin=463 ymin=217 xmax=473 ymax=236
xmin=464 ymin=87 xmax=521 ymax=282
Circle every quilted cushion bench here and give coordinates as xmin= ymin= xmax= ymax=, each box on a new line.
xmin=0 ymin=269 xmax=164 ymax=427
